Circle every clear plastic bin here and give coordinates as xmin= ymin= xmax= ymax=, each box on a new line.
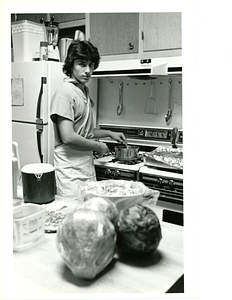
xmin=13 ymin=203 xmax=46 ymax=251
xmin=11 ymin=20 xmax=45 ymax=62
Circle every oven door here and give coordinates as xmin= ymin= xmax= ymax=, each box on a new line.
xmin=139 ymin=168 xmax=183 ymax=226
xmin=140 ymin=172 xmax=183 ymax=206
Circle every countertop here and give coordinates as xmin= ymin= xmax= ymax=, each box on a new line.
xmin=12 ymin=195 xmax=184 ymax=297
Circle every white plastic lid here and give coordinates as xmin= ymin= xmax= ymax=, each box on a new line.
xmin=21 ymin=163 xmax=55 ymax=174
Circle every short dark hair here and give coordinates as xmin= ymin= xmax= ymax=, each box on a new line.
xmin=63 ymin=40 xmax=101 ymax=77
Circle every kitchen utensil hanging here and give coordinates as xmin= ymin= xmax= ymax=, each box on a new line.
xmin=165 ymin=78 xmax=173 ymax=125
xmin=117 ymin=81 xmax=124 ymax=116
xmin=145 ymin=81 xmax=157 ymax=114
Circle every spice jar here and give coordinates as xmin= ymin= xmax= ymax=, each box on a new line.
xmin=40 ymin=41 xmax=48 ymax=61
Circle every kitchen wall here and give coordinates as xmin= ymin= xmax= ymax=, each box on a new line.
xmin=96 ymin=75 xmax=182 ymax=129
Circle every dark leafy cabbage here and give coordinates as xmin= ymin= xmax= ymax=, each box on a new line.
xmin=116 ymin=204 xmax=162 ymax=255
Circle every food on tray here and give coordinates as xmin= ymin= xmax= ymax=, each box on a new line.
xmin=74 ymin=197 xmax=119 ymax=227
xmin=144 ymin=146 xmax=183 ymax=169
xmin=56 ymin=209 xmax=116 ymax=279
xmin=116 ymin=204 xmax=162 ymax=256
xmin=45 ymin=210 xmax=67 ymax=232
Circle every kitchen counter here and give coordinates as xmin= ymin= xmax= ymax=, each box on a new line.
xmin=12 ymin=195 xmax=184 ymax=296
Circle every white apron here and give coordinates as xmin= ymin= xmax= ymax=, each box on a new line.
xmin=53 ymin=88 xmax=96 ymax=199
xmin=54 ymin=146 xmax=96 ymax=199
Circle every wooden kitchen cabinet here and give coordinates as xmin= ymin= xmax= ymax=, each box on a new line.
xmin=50 ymin=13 xmax=85 ymax=23
xmin=11 ymin=14 xmax=48 ymax=23
xmin=11 ymin=13 xmax=85 ymax=24
xmin=87 ymin=12 xmax=181 ymax=59
xmin=142 ymin=13 xmax=182 ymax=52
xmin=89 ymin=13 xmax=139 ymax=56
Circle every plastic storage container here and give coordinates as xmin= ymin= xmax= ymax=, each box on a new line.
xmin=13 ymin=203 xmax=46 ymax=251
xmin=11 ymin=20 xmax=45 ymax=62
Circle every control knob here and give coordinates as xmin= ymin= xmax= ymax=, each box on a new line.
xmin=168 ymin=179 xmax=175 ymax=189
xmin=105 ymin=168 xmax=112 ymax=175
xmin=157 ymin=178 xmax=163 ymax=187
xmin=114 ymin=170 xmax=121 ymax=177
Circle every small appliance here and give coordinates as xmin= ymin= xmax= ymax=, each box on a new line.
xmin=44 ymin=17 xmax=60 ymax=62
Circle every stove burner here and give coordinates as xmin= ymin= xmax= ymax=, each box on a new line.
xmin=110 ymin=156 xmax=143 ymax=165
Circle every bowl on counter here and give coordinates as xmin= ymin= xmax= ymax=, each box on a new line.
xmin=82 ymin=180 xmax=159 ymax=211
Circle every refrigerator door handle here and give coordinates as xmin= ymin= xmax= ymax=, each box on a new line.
xmin=36 ymin=117 xmax=44 ymax=163
xmin=36 ymin=77 xmax=47 ymax=119
xmin=36 ymin=129 xmax=43 ymax=163
xmin=36 ymin=77 xmax=47 ymax=163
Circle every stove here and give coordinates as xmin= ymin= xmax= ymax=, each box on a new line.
xmin=94 ymin=125 xmax=183 ymax=222
xmin=94 ymin=154 xmax=144 ymax=180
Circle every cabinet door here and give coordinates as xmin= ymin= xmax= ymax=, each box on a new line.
xmin=89 ymin=13 xmax=139 ymax=56
xmin=12 ymin=14 xmax=48 ymax=24
xmin=143 ymin=13 xmax=181 ymax=52
xmin=51 ymin=13 xmax=85 ymax=23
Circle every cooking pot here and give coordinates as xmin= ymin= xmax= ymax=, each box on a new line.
xmin=21 ymin=163 xmax=55 ymax=204
xmin=114 ymin=145 xmax=139 ymax=161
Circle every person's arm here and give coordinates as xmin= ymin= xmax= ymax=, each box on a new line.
xmin=57 ymin=116 xmax=108 ymax=156
xmin=93 ymin=129 xmax=127 ymax=145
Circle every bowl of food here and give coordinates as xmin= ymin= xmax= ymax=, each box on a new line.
xmin=82 ymin=180 xmax=158 ymax=211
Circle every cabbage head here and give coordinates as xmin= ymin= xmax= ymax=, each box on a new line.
xmin=116 ymin=204 xmax=162 ymax=255
xmin=56 ymin=209 xmax=116 ymax=279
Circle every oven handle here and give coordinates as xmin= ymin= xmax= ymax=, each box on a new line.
xmin=158 ymin=193 xmax=183 ymax=206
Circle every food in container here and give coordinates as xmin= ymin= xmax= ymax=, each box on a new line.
xmin=81 ymin=180 xmax=159 ymax=211
xmin=13 ymin=203 xmax=46 ymax=251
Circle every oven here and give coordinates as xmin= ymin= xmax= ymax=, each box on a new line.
xmin=94 ymin=124 xmax=183 ymax=224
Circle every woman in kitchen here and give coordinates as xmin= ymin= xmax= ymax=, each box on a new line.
xmin=50 ymin=40 xmax=126 ymax=198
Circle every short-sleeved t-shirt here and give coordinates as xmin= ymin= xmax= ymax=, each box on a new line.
xmin=50 ymin=80 xmax=95 ymax=148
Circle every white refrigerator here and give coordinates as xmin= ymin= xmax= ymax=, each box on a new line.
xmin=11 ymin=61 xmax=98 ymax=168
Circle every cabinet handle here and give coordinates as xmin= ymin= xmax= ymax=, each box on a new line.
xmin=128 ymin=42 xmax=134 ymax=50
xmin=141 ymin=31 xmax=144 ymax=40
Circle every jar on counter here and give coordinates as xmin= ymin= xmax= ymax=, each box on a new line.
xmin=40 ymin=41 xmax=48 ymax=61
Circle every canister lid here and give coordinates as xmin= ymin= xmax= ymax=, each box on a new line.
xmin=21 ymin=163 xmax=54 ymax=174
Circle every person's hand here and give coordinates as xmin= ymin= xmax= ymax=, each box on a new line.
xmin=110 ymin=132 xmax=127 ymax=145
xmin=96 ymin=142 xmax=109 ymax=158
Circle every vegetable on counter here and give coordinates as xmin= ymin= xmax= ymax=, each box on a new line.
xmin=116 ymin=204 xmax=162 ymax=256
xmin=55 ymin=192 xmax=162 ymax=279
xmin=74 ymin=196 xmax=119 ymax=227
xmin=56 ymin=208 xmax=116 ymax=279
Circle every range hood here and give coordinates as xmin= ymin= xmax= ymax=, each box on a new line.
xmin=92 ymin=56 xmax=182 ymax=77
